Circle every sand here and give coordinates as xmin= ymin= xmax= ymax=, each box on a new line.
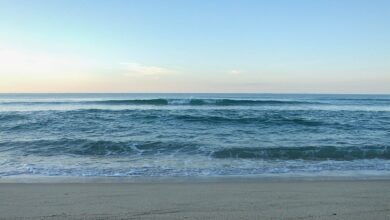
xmin=0 ymin=178 xmax=390 ymax=220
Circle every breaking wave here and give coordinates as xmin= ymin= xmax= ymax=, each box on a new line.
xmin=212 ymin=146 xmax=390 ymax=160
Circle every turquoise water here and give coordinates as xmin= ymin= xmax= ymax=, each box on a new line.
xmin=0 ymin=93 xmax=390 ymax=177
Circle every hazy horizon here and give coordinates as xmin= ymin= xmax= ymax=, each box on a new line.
xmin=1 ymin=0 xmax=389 ymax=93
xmin=0 ymin=92 xmax=390 ymax=95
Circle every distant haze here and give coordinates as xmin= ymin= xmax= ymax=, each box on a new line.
xmin=0 ymin=0 xmax=389 ymax=93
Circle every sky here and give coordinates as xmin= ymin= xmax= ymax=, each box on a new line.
xmin=0 ymin=0 xmax=389 ymax=93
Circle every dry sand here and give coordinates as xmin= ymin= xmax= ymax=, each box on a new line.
xmin=0 ymin=178 xmax=389 ymax=220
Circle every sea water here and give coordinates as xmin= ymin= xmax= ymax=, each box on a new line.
xmin=0 ymin=93 xmax=389 ymax=177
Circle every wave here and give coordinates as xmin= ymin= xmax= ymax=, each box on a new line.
xmin=95 ymin=99 xmax=169 ymax=105
xmin=0 ymin=139 xmax=201 ymax=156
xmin=174 ymin=114 xmax=323 ymax=126
xmin=0 ymin=113 xmax=28 ymax=122
xmin=2 ymin=139 xmax=389 ymax=161
xmin=0 ymin=109 xmax=326 ymax=129
xmin=211 ymin=146 xmax=390 ymax=160
xmin=332 ymin=98 xmax=390 ymax=102
xmin=0 ymin=98 xmax=319 ymax=106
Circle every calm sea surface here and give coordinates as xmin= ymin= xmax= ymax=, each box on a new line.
xmin=0 ymin=93 xmax=390 ymax=177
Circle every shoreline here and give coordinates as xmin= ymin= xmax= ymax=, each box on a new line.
xmin=2 ymin=173 xmax=390 ymax=183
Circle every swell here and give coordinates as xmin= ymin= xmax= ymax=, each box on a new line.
xmin=212 ymin=146 xmax=390 ymax=160
xmin=174 ymin=114 xmax=323 ymax=126
xmin=1 ymin=139 xmax=390 ymax=161
xmin=2 ymin=108 xmax=374 ymax=132
xmin=0 ymin=98 xmax=319 ymax=106
xmin=0 ymin=109 xmax=326 ymax=130
xmin=0 ymin=139 xmax=201 ymax=156
xmin=0 ymin=112 xmax=28 ymax=122
xmin=331 ymin=98 xmax=390 ymax=102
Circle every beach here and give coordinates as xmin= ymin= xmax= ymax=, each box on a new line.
xmin=1 ymin=0 xmax=389 ymax=218
xmin=1 ymin=94 xmax=390 ymax=219
xmin=1 ymin=178 xmax=390 ymax=220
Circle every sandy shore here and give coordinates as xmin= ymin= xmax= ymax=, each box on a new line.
xmin=1 ymin=178 xmax=390 ymax=220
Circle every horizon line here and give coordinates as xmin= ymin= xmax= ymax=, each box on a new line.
xmin=0 ymin=92 xmax=389 ymax=95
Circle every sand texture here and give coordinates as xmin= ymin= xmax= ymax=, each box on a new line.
xmin=1 ymin=179 xmax=390 ymax=220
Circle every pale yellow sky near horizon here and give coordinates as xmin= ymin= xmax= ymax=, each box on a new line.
xmin=0 ymin=47 xmax=389 ymax=94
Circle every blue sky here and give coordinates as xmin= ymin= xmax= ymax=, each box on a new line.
xmin=0 ymin=0 xmax=389 ymax=93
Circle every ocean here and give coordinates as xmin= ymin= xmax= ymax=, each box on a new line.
xmin=0 ymin=93 xmax=389 ymax=177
